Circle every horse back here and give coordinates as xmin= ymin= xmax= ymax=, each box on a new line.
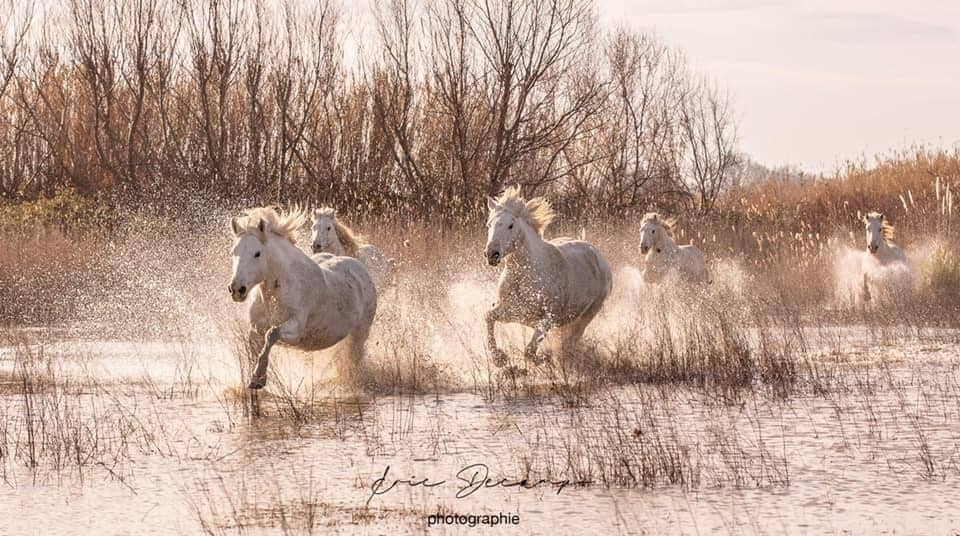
xmin=678 ymin=244 xmax=706 ymax=262
xmin=549 ymin=238 xmax=613 ymax=306
xmin=313 ymin=255 xmax=377 ymax=308
xmin=678 ymin=244 xmax=709 ymax=280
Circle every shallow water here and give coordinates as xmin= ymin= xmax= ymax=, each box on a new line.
xmin=1 ymin=330 xmax=960 ymax=535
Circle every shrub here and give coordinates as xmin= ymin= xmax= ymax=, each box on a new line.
xmin=0 ymin=188 xmax=115 ymax=233
xmin=924 ymin=246 xmax=960 ymax=303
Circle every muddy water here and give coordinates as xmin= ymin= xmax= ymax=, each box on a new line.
xmin=2 ymin=333 xmax=960 ymax=535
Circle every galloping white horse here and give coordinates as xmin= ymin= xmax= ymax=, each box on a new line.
xmin=638 ymin=212 xmax=709 ymax=284
xmin=311 ymin=208 xmax=395 ymax=288
xmin=484 ymin=186 xmax=612 ymax=365
xmin=229 ymin=206 xmax=377 ymax=389
xmin=861 ymin=211 xmax=911 ymax=301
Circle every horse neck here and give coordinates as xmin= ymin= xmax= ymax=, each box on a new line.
xmin=876 ymin=241 xmax=902 ymax=263
xmin=506 ymin=221 xmax=549 ymax=269
xmin=328 ymin=235 xmax=347 ymax=256
xmin=657 ymin=232 xmax=680 ymax=255
xmin=263 ymin=237 xmax=314 ymax=293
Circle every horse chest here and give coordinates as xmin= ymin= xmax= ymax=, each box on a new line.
xmin=256 ymin=284 xmax=300 ymax=323
xmin=500 ymin=269 xmax=560 ymax=319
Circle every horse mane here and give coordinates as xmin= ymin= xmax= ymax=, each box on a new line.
xmin=641 ymin=212 xmax=677 ymax=233
xmin=234 ymin=205 xmax=308 ymax=244
xmin=491 ymin=185 xmax=556 ymax=237
xmin=315 ymin=207 xmax=364 ymax=256
xmin=866 ymin=211 xmax=896 ymax=241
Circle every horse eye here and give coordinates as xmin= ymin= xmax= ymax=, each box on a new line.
xmin=508 ymin=223 xmax=513 ymax=230
xmin=327 ymin=226 xmax=332 ymax=231
xmin=652 ymin=229 xmax=656 ymax=234
xmin=254 ymin=251 xmax=261 ymax=258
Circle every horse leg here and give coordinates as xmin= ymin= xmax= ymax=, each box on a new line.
xmin=243 ymin=328 xmax=265 ymax=379
xmin=561 ymin=319 xmax=588 ymax=357
xmin=350 ymin=320 xmax=371 ymax=363
xmin=485 ymin=306 xmax=509 ymax=367
xmin=862 ymin=273 xmax=872 ymax=303
xmin=562 ymin=297 xmax=604 ymax=358
xmin=524 ymin=318 xmax=554 ymax=364
xmin=249 ymin=326 xmax=281 ymax=389
xmin=340 ymin=319 xmax=372 ymax=384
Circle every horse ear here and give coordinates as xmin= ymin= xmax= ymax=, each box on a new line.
xmin=879 ymin=213 xmax=884 ymax=221
xmin=258 ymin=219 xmax=266 ymax=234
xmin=230 ymin=217 xmax=240 ymax=236
xmin=313 ymin=208 xmax=322 ymax=219
xmin=486 ymin=197 xmax=498 ymax=211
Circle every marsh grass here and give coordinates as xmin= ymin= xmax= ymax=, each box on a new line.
xmin=923 ymin=246 xmax=960 ymax=305
xmin=0 ymin=335 xmax=162 ymax=486
xmin=187 ymin=470 xmax=332 ymax=535
xmin=185 ymin=467 xmax=422 ymax=535
xmin=1 ymin=324 xmax=959 ymax=533
xmin=511 ymin=388 xmax=791 ymax=491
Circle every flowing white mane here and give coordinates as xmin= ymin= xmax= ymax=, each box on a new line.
xmin=489 ymin=185 xmax=556 ymax=237
xmin=641 ymin=212 xmax=677 ymax=234
xmin=233 ymin=205 xmax=308 ymax=244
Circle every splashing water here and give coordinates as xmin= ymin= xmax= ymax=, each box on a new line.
xmin=833 ymin=245 xmax=915 ymax=307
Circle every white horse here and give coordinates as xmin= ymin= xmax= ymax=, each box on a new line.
xmin=311 ymin=208 xmax=395 ymax=289
xmin=484 ymin=186 xmax=612 ymax=366
xmin=861 ymin=211 xmax=911 ymax=302
xmin=638 ymin=212 xmax=709 ymax=284
xmin=229 ymin=206 xmax=377 ymax=389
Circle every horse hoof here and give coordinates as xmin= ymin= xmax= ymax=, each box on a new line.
xmin=248 ymin=377 xmax=266 ymax=390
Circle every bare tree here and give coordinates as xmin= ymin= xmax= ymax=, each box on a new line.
xmin=183 ymin=0 xmax=248 ymax=192
xmin=0 ymin=0 xmax=32 ymax=100
xmin=594 ymin=29 xmax=689 ymax=210
xmin=0 ymin=0 xmax=34 ymax=196
xmin=423 ymin=0 xmax=497 ymax=217
xmin=0 ymin=0 xmax=741 ymax=220
xmin=371 ymin=0 xmax=424 ymax=199
xmin=466 ymin=0 xmax=603 ymax=195
xmin=679 ymin=76 xmax=740 ymax=214
xmin=280 ymin=0 xmax=341 ymax=202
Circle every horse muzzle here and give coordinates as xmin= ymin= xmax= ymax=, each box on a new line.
xmin=229 ymin=283 xmax=248 ymax=302
xmin=487 ymin=251 xmax=501 ymax=266
xmin=868 ymin=245 xmax=879 ymax=254
xmin=312 ymin=243 xmax=323 ymax=254
xmin=640 ymin=245 xmax=650 ymax=254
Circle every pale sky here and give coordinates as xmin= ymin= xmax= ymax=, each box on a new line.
xmin=598 ymin=0 xmax=960 ymax=172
